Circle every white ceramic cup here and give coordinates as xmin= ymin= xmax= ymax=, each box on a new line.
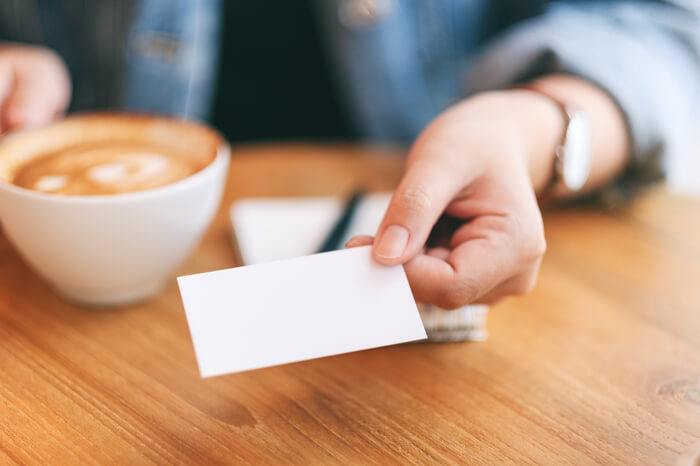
xmin=0 ymin=114 xmax=229 ymax=306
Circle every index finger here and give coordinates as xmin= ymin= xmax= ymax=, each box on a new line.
xmin=373 ymin=146 xmax=472 ymax=266
xmin=403 ymin=217 xmax=519 ymax=309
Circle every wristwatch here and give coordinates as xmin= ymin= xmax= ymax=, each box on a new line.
xmin=522 ymin=88 xmax=593 ymax=197
xmin=552 ymin=104 xmax=593 ymax=193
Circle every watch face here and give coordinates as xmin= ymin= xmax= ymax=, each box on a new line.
xmin=562 ymin=110 xmax=592 ymax=191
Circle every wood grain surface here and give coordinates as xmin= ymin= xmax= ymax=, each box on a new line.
xmin=0 ymin=144 xmax=699 ymax=465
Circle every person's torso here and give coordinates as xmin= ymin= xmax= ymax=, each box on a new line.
xmin=0 ymin=0 xmax=221 ymax=120
xmin=0 ymin=0 xmax=573 ymax=140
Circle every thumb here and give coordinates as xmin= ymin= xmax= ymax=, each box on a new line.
xmin=373 ymin=153 xmax=467 ymax=266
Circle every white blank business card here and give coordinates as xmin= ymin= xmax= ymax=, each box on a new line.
xmin=177 ymin=246 xmax=426 ymax=377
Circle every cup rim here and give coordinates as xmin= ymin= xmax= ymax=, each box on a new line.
xmin=0 ymin=113 xmax=230 ymax=204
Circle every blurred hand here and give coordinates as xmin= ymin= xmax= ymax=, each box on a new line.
xmin=347 ymin=91 xmax=563 ymax=309
xmin=0 ymin=43 xmax=71 ymax=134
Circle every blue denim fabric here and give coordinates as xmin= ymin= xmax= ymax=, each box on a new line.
xmin=0 ymin=0 xmax=221 ymax=121
xmin=316 ymin=0 xmax=490 ymax=141
xmin=123 ymin=0 xmax=221 ymax=120
xmin=319 ymin=0 xmax=700 ymax=148
xmin=316 ymin=0 xmax=700 ymax=201
xmin=0 ymin=0 xmax=697 ymax=183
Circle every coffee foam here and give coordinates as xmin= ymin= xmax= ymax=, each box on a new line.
xmin=0 ymin=114 xmax=223 ymax=196
xmin=13 ymin=144 xmax=201 ymax=195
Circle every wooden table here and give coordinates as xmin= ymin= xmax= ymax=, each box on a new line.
xmin=1 ymin=144 xmax=699 ymax=465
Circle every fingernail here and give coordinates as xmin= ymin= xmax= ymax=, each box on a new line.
xmin=375 ymin=225 xmax=409 ymax=259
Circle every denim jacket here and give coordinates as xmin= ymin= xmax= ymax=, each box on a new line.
xmin=0 ymin=0 xmax=222 ymax=120
xmin=1 ymin=0 xmax=698 ymax=195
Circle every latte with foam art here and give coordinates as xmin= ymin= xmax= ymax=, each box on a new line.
xmin=0 ymin=112 xmax=229 ymax=306
xmin=13 ymin=144 xmax=202 ymax=195
xmin=0 ymin=114 xmax=221 ymax=196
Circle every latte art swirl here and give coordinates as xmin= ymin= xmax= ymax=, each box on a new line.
xmin=0 ymin=114 xmax=222 ymax=196
xmin=12 ymin=144 xmax=203 ymax=195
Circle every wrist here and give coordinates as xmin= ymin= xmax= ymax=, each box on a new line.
xmin=515 ymin=75 xmax=631 ymax=200
xmin=455 ymin=90 xmax=565 ymax=194
xmin=499 ymin=89 xmax=567 ymax=195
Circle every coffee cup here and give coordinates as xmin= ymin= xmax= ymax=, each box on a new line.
xmin=0 ymin=113 xmax=229 ymax=306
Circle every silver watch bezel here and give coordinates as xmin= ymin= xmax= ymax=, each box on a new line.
xmin=554 ymin=107 xmax=592 ymax=192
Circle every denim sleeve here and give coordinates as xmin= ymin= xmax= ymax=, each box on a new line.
xmin=465 ymin=1 xmax=700 ymax=203
xmin=122 ymin=0 xmax=222 ymax=121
